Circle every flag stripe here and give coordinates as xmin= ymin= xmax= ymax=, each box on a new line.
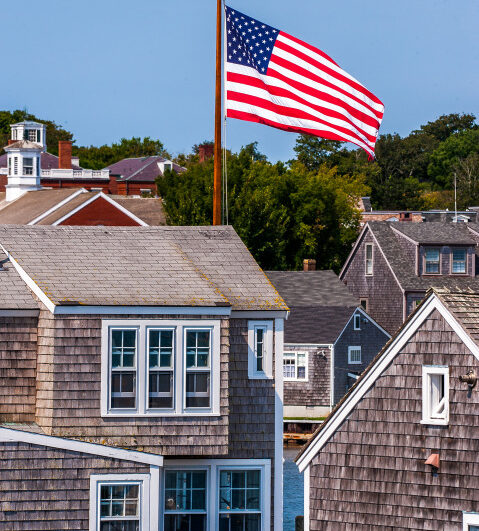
xmin=226 ymin=69 xmax=379 ymax=139
xmin=226 ymin=76 xmax=377 ymax=146
xmin=225 ymin=5 xmax=384 ymax=157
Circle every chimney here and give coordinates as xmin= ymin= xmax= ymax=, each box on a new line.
xmin=198 ymin=143 xmax=214 ymax=163
xmin=7 ymin=139 xmax=16 ymax=145
xmin=399 ymin=212 xmax=412 ymax=222
xmin=58 ymin=140 xmax=72 ymax=169
xmin=303 ymin=259 xmax=316 ymax=271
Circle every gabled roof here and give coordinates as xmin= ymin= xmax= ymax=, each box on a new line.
xmin=0 ymin=251 xmax=38 ymax=309
xmin=295 ymin=287 xmax=479 ymax=471
xmin=0 ymin=225 xmax=286 ymax=311
xmin=106 ymin=156 xmax=185 ymax=182
xmin=342 ymin=221 xmax=479 ymax=292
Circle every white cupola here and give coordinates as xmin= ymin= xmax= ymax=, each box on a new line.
xmin=4 ymin=139 xmax=42 ymax=201
xmin=10 ymin=121 xmax=46 ymax=152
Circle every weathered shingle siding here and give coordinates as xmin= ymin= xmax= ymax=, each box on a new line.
xmin=342 ymin=231 xmax=404 ymax=334
xmin=0 ymin=317 xmax=38 ymax=423
xmin=406 ymin=292 xmax=426 ymax=317
xmin=418 ymin=245 xmax=475 ymax=276
xmin=284 ymin=346 xmax=331 ymax=407
xmin=333 ymin=314 xmax=389 ymax=404
xmin=35 ymin=312 xmax=230 ymax=456
xmin=308 ymin=309 xmax=479 ymax=530
xmin=0 ymin=441 xmax=149 ymax=530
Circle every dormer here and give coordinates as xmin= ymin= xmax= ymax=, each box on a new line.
xmin=4 ymin=139 xmax=42 ymax=201
xmin=10 ymin=121 xmax=46 ymax=152
xmin=157 ymin=159 xmax=174 ymax=174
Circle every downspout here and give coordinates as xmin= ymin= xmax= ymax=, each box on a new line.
xmin=329 ymin=344 xmax=335 ymax=411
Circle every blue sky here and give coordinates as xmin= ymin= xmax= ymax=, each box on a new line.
xmin=3 ymin=0 xmax=478 ymax=162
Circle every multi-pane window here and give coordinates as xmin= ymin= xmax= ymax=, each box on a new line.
xmin=254 ymin=327 xmax=265 ymax=372
xmin=365 ymin=243 xmax=373 ymax=275
xmin=164 ymin=471 xmax=207 ymax=531
xmin=452 ymin=248 xmax=466 ymax=274
xmin=422 ymin=366 xmax=449 ymax=424
xmin=283 ymin=352 xmax=307 ymax=381
xmin=99 ymin=483 xmax=140 ymax=531
xmin=13 ymin=157 xmax=18 ymax=175
xmin=185 ymin=330 xmax=211 ymax=408
xmin=247 ymin=321 xmax=273 ymax=379
xmin=7 ymin=157 xmax=11 ymax=176
xmin=425 ymin=248 xmax=440 ymax=274
xmin=23 ymin=157 xmax=34 ymax=175
xmin=27 ymin=129 xmax=38 ymax=142
xmin=348 ymin=346 xmax=361 ymax=364
xmin=110 ymin=329 xmax=137 ymax=409
xmin=219 ymin=470 xmax=261 ymax=531
xmin=148 ymin=329 xmax=174 ymax=409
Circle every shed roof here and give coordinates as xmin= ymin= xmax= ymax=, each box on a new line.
xmin=0 ymin=225 xmax=285 ymax=310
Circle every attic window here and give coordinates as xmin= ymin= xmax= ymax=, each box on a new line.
xmin=365 ymin=244 xmax=373 ymax=276
xmin=425 ymin=248 xmax=440 ymax=274
xmin=348 ymin=346 xmax=361 ymax=365
xmin=452 ymin=248 xmax=466 ymax=274
xmin=421 ymin=366 xmax=449 ymax=425
xmin=163 ymin=162 xmax=172 ymax=172
xmin=353 ymin=314 xmax=361 ymax=330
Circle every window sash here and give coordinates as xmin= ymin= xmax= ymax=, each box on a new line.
xmin=185 ymin=328 xmax=212 ymax=410
xmin=365 ymin=244 xmax=373 ymax=275
xmin=98 ymin=482 xmax=141 ymax=525
xmin=422 ymin=366 xmax=449 ymax=424
xmin=452 ymin=248 xmax=466 ymax=273
xmin=283 ymin=352 xmax=307 ymax=381
xmin=147 ymin=328 xmax=175 ymax=410
xmin=254 ymin=327 xmax=265 ymax=373
xmin=425 ymin=248 xmax=440 ymax=273
xmin=354 ymin=314 xmax=361 ymax=330
xmin=348 ymin=347 xmax=361 ymax=364
xmin=110 ymin=329 xmax=138 ymax=410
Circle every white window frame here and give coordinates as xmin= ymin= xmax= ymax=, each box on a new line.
xmin=247 ymin=320 xmax=273 ymax=379
xmin=348 ymin=346 xmax=362 ymax=365
xmin=424 ymin=247 xmax=441 ymax=274
xmin=283 ymin=351 xmax=308 ymax=381
xmin=89 ymin=473 xmax=151 ymax=531
xmin=101 ymin=319 xmax=221 ymax=417
xmin=421 ymin=365 xmax=449 ymax=425
xmin=365 ymin=243 xmax=373 ymax=276
xmin=353 ymin=313 xmax=361 ymax=330
xmin=163 ymin=459 xmax=271 ymax=531
xmin=464 ymin=512 xmax=479 ymax=530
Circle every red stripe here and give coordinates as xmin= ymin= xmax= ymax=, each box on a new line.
xmin=274 ymin=37 xmax=383 ymax=108
xmin=280 ymin=32 xmax=340 ymax=68
xmin=226 ymin=71 xmax=377 ymax=143
xmin=227 ymin=108 xmax=374 ymax=156
xmin=266 ymin=67 xmax=381 ymax=130
xmin=270 ymin=53 xmax=383 ymax=121
xmin=227 ymin=90 xmax=374 ymax=150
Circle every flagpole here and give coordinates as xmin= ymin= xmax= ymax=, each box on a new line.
xmin=213 ymin=0 xmax=222 ymax=225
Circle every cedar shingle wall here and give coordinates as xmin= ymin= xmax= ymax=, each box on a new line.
xmin=35 ymin=311 xmax=229 ymax=456
xmin=342 ymin=231 xmax=404 ymax=334
xmin=309 ymin=309 xmax=479 ymax=530
xmin=0 ymin=317 xmax=38 ymax=423
xmin=333 ymin=316 xmax=389 ymax=404
xmin=284 ymin=346 xmax=331 ymax=407
xmin=0 ymin=441 xmax=148 ymax=530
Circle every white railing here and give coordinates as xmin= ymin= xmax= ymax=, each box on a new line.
xmin=41 ymin=168 xmax=110 ymax=180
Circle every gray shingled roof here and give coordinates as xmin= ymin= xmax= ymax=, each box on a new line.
xmin=391 ymin=222 xmax=476 ymax=245
xmin=265 ymin=270 xmax=358 ymax=307
xmin=0 ymin=225 xmax=285 ymax=310
xmin=0 ymin=251 xmax=37 ymax=309
xmin=265 ymin=271 xmax=358 ymax=343
xmin=367 ymin=222 xmax=479 ymax=291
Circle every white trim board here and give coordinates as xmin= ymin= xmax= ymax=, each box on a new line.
xmin=274 ymin=318 xmax=284 ymax=531
xmin=53 ymin=305 xmax=232 ymax=316
xmin=296 ymin=293 xmax=479 ymax=472
xmin=28 ymin=188 xmax=88 ymax=225
xmin=0 ymin=427 xmax=163 ymax=466
xmin=52 ymin=192 xmax=149 ymax=227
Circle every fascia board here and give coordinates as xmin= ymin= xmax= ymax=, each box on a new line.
xmin=28 ymin=188 xmax=88 ymax=225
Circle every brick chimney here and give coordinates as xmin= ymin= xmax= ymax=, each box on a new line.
xmin=198 ymin=143 xmax=214 ymax=163
xmin=7 ymin=139 xmax=16 ymax=145
xmin=303 ymin=259 xmax=316 ymax=271
xmin=58 ymin=141 xmax=72 ymax=169
xmin=399 ymin=212 xmax=412 ymax=222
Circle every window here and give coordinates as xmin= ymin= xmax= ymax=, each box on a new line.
xmin=425 ymin=248 xmax=440 ymax=274
xmin=7 ymin=157 xmax=11 ymax=176
xmin=422 ymin=366 xmax=449 ymax=425
xmin=463 ymin=512 xmax=479 ymax=530
xmin=185 ymin=329 xmax=211 ymax=408
xmin=360 ymin=298 xmax=368 ymax=312
xmin=247 ymin=321 xmax=273 ymax=379
xmin=13 ymin=157 xmax=18 ymax=175
xmin=90 ymin=474 xmax=150 ymax=531
xmin=23 ymin=157 xmax=34 ymax=175
xmin=353 ymin=313 xmax=361 ymax=330
xmin=452 ymin=248 xmax=467 ymax=274
xmin=219 ymin=470 xmax=261 ymax=531
xmin=11 ymin=129 xmax=16 ymax=141
xmin=283 ymin=352 xmax=307 ymax=381
xmin=102 ymin=319 xmax=220 ymax=416
xmin=365 ymin=243 xmax=373 ymax=275
xmin=164 ymin=471 xmax=207 ymax=531
xmin=148 ymin=329 xmax=174 ymax=409
xmin=27 ymin=129 xmax=38 ymax=142
xmin=348 ymin=346 xmax=361 ymax=364
xmin=163 ymin=163 xmax=172 ymax=172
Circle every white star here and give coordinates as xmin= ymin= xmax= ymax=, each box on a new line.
xmin=229 ymin=55 xmax=232 ymax=59
xmin=255 ymin=26 xmax=259 ymax=30
xmin=235 ymin=17 xmax=238 ymax=21
xmin=248 ymin=28 xmax=252 ymax=33
xmin=249 ymin=45 xmax=253 ymax=50
xmin=258 ymin=33 xmax=262 ymax=37
xmin=252 ymin=35 xmax=256 ymax=39
xmin=269 ymin=37 xmax=273 ymax=41
xmin=246 ymin=39 xmax=250 ymax=43
xmin=259 ymin=49 xmax=263 ymax=54
xmin=262 ymin=40 xmax=266 ymax=44
xmin=238 ymin=57 xmax=242 ymax=61
xmin=255 ymin=42 xmax=260 ymax=46
xmin=238 ymin=24 xmax=242 ymax=29
xmin=261 ymin=67 xmax=265 ymax=72
xmin=244 ymin=21 xmax=248 ymax=25
xmin=228 ymin=42 xmax=232 ymax=47
xmin=233 ymin=49 xmax=237 ymax=54
xmin=242 ymin=31 xmax=246 ymax=36
xmin=265 ymin=31 xmax=269 ymax=35
xmin=232 ymin=37 xmax=236 ymax=41
xmin=266 ymin=47 xmax=270 ymax=51
xmin=254 ymin=53 xmax=257 ymax=57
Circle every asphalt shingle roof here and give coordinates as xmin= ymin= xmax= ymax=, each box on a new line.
xmin=106 ymin=157 xmax=185 ymax=182
xmin=0 ymin=251 xmax=37 ymax=309
xmin=391 ymin=222 xmax=476 ymax=245
xmin=0 ymin=225 xmax=285 ymax=310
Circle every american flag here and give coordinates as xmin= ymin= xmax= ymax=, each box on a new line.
xmin=225 ymin=5 xmax=384 ymax=158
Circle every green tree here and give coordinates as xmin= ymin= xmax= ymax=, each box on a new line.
xmin=413 ymin=113 xmax=477 ymax=142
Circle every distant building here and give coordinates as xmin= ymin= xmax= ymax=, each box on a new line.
xmin=297 ymin=288 xmax=479 ymax=530
xmin=0 ymin=121 xmax=183 ymax=196
xmin=340 ymin=221 xmax=479 ymax=335
xmin=266 ymin=264 xmax=389 ymax=418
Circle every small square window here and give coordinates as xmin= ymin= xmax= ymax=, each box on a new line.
xmin=452 ymin=248 xmax=467 ymax=274
xmin=248 ymin=321 xmax=273 ymax=379
xmin=348 ymin=346 xmax=361 ymax=364
xmin=353 ymin=314 xmax=361 ymax=330
xmin=421 ymin=366 xmax=449 ymax=425
xmin=425 ymin=248 xmax=440 ymax=274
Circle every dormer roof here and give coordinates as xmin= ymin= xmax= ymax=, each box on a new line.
xmin=392 ymin=221 xmax=476 ymax=245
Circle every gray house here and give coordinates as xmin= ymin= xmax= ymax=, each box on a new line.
xmin=0 ymin=225 xmax=287 ymax=530
xmin=266 ymin=270 xmax=389 ymax=417
xmin=297 ymin=288 xmax=479 ymax=530
xmin=340 ymin=221 xmax=479 ymax=335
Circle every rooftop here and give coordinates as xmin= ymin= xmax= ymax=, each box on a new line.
xmin=106 ymin=156 xmax=185 ymax=182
